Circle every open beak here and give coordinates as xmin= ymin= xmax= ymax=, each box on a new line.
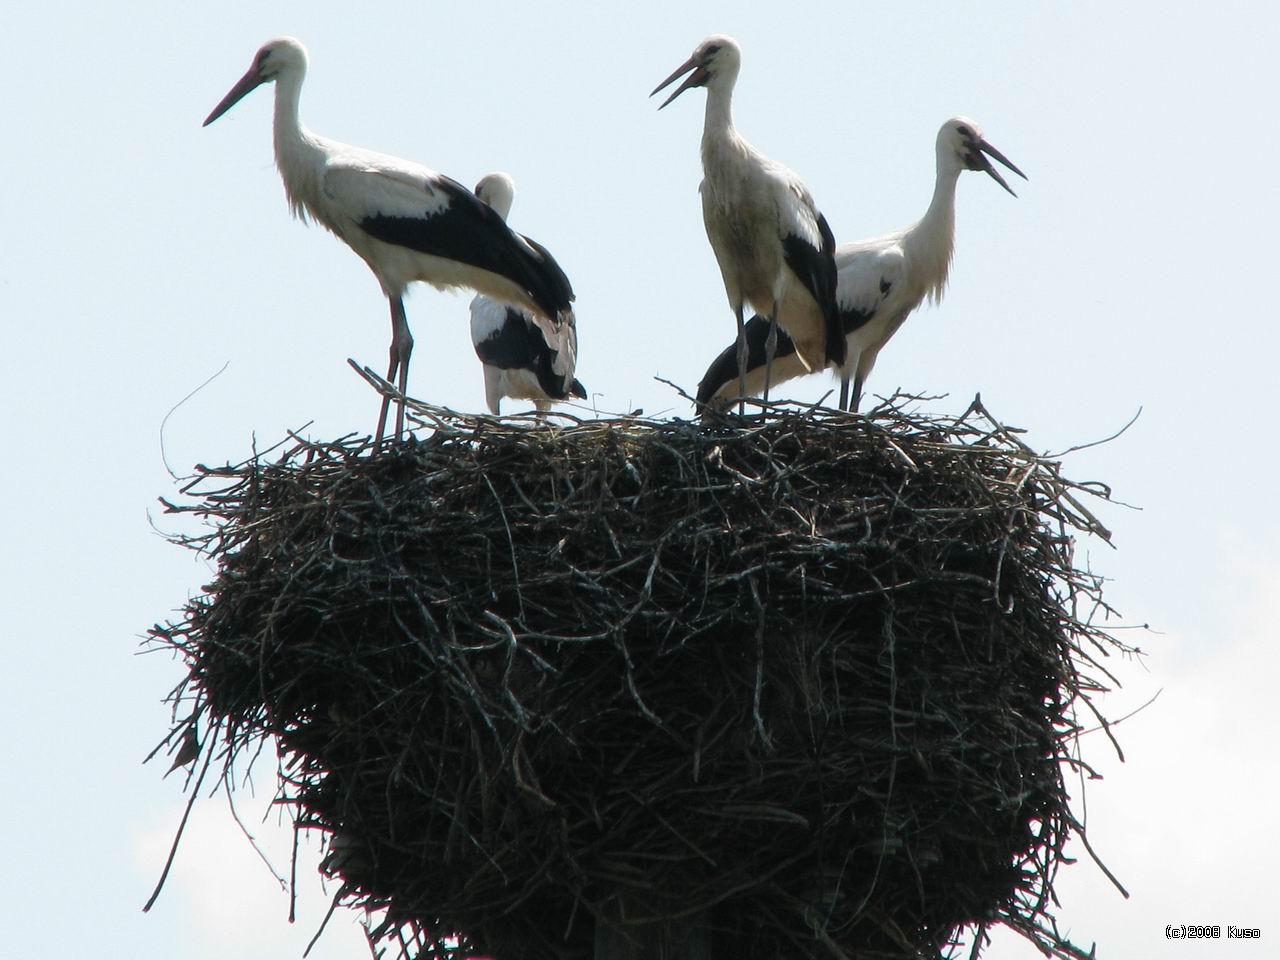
xmin=203 ymin=65 xmax=267 ymax=127
xmin=650 ymin=56 xmax=709 ymax=109
xmin=976 ymin=139 xmax=1028 ymax=197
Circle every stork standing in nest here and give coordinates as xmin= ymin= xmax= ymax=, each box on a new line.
xmin=652 ymin=34 xmax=845 ymax=413
xmin=469 ymin=173 xmax=585 ymax=415
xmin=697 ymin=117 xmax=1026 ymax=412
xmin=203 ymin=37 xmax=576 ymax=440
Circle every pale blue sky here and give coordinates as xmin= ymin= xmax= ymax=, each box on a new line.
xmin=2 ymin=2 xmax=1276 ymax=957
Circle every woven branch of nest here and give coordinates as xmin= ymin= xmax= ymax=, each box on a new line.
xmin=149 ymin=394 xmax=1130 ymax=960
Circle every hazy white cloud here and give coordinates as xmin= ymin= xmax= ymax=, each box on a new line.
xmin=131 ymin=787 xmax=369 ymax=960
xmin=984 ymin=550 xmax=1280 ymax=957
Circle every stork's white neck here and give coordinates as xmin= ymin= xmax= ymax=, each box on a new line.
xmin=905 ymin=160 xmax=962 ymax=304
xmin=700 ymin=75 xmax=737 ymax=147
xmin=271 ymin=67 xmax=306 ymax=156
xmin=269 ymin=67 xmax=320 ymax=222
xmin=921 ymin=162 xmax=960 ymax=235
xmin=700 ymin=82 xmax=748 ymax=188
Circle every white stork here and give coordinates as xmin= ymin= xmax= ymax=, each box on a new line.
xmin=651 ymin=35 xmax=845 ymax=413
xmin=202 ymin=37 xmax=576 ymax=440
xmin=469 ymin=173 xmax=585 ymax=414
xmin=697 ymin=117 xmax=1026 ymax=412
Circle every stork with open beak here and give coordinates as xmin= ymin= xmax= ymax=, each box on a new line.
xmin=652 ymin=35 xmax=845 ymax=414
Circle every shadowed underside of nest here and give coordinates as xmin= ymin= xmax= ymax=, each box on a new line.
xmin=150 ymin=395 xmax=1128 ymax=960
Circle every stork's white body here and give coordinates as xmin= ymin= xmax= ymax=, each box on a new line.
xmin=698 ymin=105 xmax=834 ymax=372
xmin=697 ymin=118 xmax=1026 ymax=411
xmin=469 ymin=296 xmax=584 ymax=414
xmin=471 ymin=298 xmax=553 ymax=412
xmin=204 ymin=38 xmax=575 ymax=439
xmin=470 ymin=296 xmax=581 ymax=414
xmin=834 ymin=178 xmax=957 ymax=399
xmin=271 ymin=121 xmax=554 ymax=318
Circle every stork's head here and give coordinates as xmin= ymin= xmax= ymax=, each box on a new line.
xmin=937 ymin=117 xmax=1027 ymax=196
xmin=203 ymin=37 xmax=309 ymax=127
xmin=651 ymin=35 xmax=742 ymax=109
xmin=474 ymin=172 xmax=516 ymax=222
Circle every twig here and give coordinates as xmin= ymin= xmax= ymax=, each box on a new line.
xmin=143 ymin=720 xmax=219 ymax=913
xmin=160 ymin=362 xmax=230 ymax=480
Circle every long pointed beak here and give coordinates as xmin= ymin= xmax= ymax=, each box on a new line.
xmin=650 ymin=56 xmax=707 ymax=109
xmin=978 ymin=139 xmax=1028 ymax=197
xmin=203 ymin=66 xmax=266 ymax=127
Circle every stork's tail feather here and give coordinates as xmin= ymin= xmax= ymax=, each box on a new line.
xmin=523 ymin=306 xmax=579 ymax=401
xmin=527 ymin=309 xmax=577 ymax=383
xmin=553 ymin=309 xmax=578 ymax=381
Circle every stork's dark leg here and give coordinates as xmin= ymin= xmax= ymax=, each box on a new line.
xmin=375 ymin=295 xmax=413 ymax=442
xmin=850 ymin=370 xmax=865 ymax=414
xmin=838 ymin=373 xmax=850 ymax=412
xmin=375 ymin=339 xmax=398 ymax=443
xmin=734 ymin=304 xmax=748 ymax=416
xmin=762 ymin=305 xmax=779 ymax=403
xmin=392 ymin=296 xmax=413 ymax=438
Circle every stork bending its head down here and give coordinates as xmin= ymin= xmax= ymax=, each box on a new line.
xmin=652 ymin=34 xmax=844 ymax=414
xmin=697 ymin=116 xmax=1026 ymax=413
xmin=203 ymin=37 xmax=576 ymax=440
xmin=469 ymin=173 xmax=585 ymax=415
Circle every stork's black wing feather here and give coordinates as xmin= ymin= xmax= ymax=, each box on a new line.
xmin=839 ymin=302 xmax=876 ymax=335
xmin=781 ymin=212 xmax=845 ymax=366
xmin=360 ymin=176 xmax=574 ymax=319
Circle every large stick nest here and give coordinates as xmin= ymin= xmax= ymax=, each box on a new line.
xmin=151 ymin=395 xmax=1128 ymax=960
